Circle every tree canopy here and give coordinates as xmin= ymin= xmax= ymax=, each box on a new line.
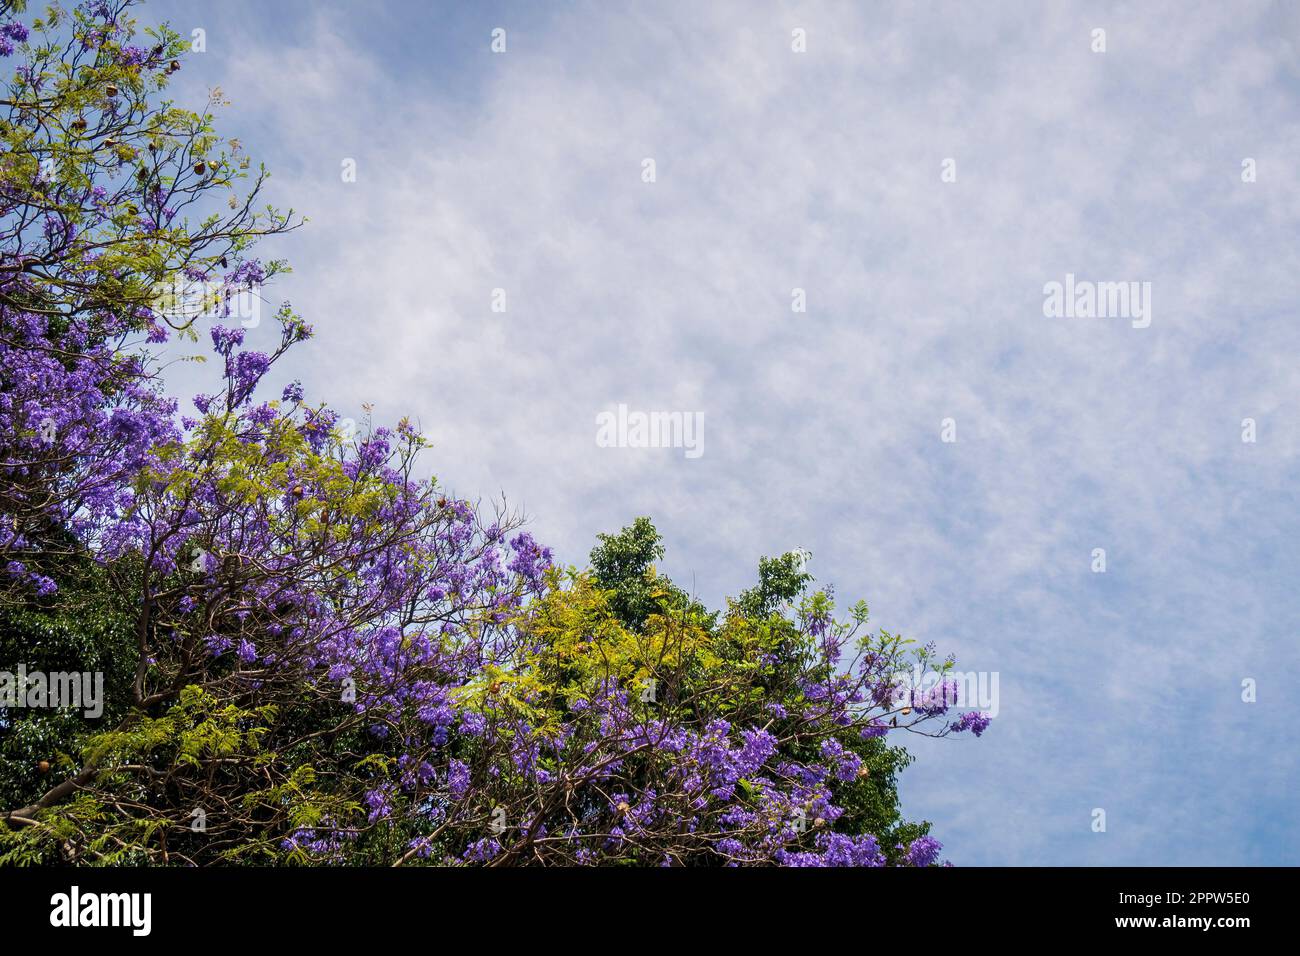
xmin=0 ymin=0 xmax=987 ymax=867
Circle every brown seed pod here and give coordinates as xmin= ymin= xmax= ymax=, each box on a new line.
xmin=193 ymin=161 xmax=206 ymax=175
xmin=70 ymin=117 xmax=87 ymax=131
xmin=37 ymin=760 xmax=50 ymax=774
xmin=105 ymin=84 xmax=118 ymax=97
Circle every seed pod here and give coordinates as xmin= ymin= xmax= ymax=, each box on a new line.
xmin=193 ymin=161 xmax=206 ymax=175
xmin=105 ymin=83 xmax=118 ymax=97
xmin=70 ymin=117 xmax=87 ymax=131
xmin=37 ymin=760 xmax=50 ymax=774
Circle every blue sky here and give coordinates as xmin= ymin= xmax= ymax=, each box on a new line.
xmin=147 ymin=0 xmax=1300 ymax=865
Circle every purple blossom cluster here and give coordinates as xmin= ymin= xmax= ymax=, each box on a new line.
xmin=0 ymin=301 xmax=178 ymax=596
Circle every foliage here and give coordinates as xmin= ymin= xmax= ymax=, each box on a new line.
xmin=0 ymin=0 xmax=987 ymax=867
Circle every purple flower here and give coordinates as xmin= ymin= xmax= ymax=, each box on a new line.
xmin=447 ymin=759 xmax=471 ymax=800
xmin=949 ymin=711 xmax=991 ymax=737
xmin=737 ymin=728 xmax=777 ymax=775
xmin=903 ymin=835 xmax=944 ymax=867
xmin=779 ymin=833 xmax=886 ymax=868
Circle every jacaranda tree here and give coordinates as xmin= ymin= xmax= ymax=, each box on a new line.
xmin=0 ymin=0 xmax=987 ymax=867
